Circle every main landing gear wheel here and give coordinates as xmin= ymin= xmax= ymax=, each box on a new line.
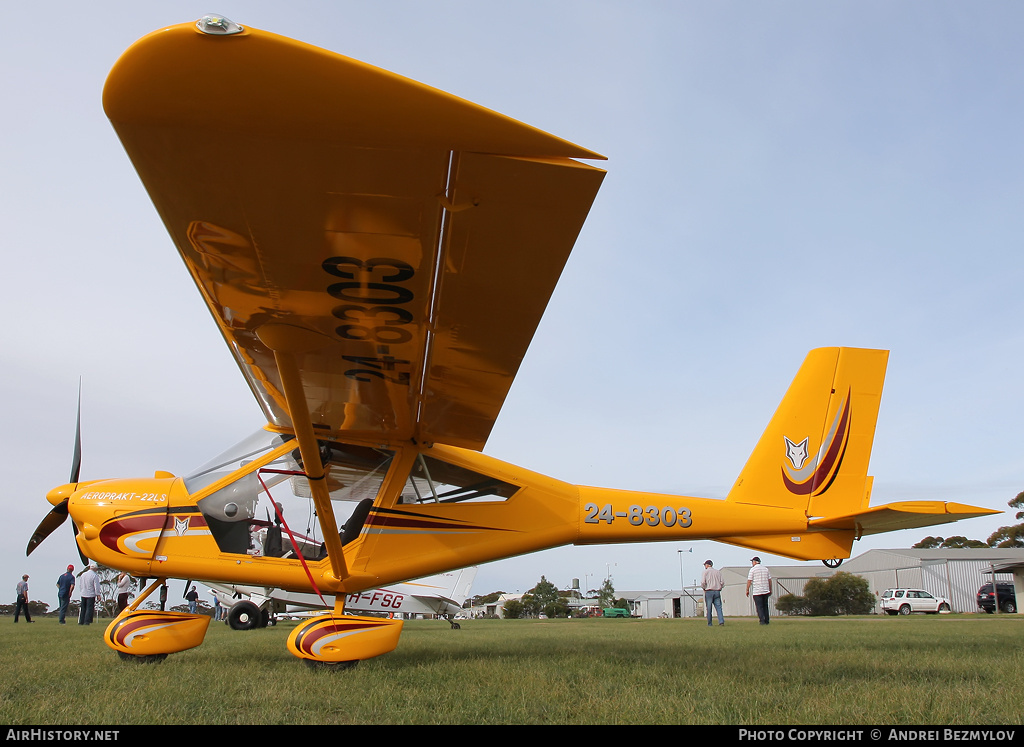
xmin=303 ymin=659 xmax=359 ymax=672
xmin=822 ymin=558 xmax=843 ymax=569
xmin=228 ymin=601 xmax=262 ymax=631
xmin=116 ymin=651 xmax=168 ymax=664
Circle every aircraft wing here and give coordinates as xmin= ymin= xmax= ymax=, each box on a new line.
xmin=809 ymin=501 xmax=1001 ymax=536
xmin=103 ymin=22 xmax=605 ymax=450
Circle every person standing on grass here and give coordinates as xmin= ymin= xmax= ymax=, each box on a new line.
xmin=14 ymin=574 xmax=33 ymax=623
xmin=701 ymin=560 xmax=725 ymax=626
xmin=116 ymin=572 xmax=133 ymax=613
xmin=745 ymin=556 xmax=772 ymax=625
xmin=56 ymin=565 xmax=76 ymax=624
xmin=78 ymin=564 xmax=101 ymax=625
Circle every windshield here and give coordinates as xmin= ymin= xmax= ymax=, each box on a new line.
xmin=184 ymin=429 xmax=290 ymax=495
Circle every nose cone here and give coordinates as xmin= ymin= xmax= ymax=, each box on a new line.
xmin=46 ymin=483 xmax=77 ymax=507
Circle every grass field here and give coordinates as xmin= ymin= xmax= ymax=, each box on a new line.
xmin=1 ymin=614 xmax=1022 ymax=725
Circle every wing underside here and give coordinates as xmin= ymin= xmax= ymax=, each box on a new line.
xmin=104 ymin=22 xmax=605 ymax=450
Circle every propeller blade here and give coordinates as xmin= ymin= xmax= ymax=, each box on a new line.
xmin=70 ymin=379 xmax=82 ymax=483
xmin=27 ymin=500 xmax=69 ymax=556
xmin=29 ymin=381 xmax=88 ymax=562
xmin=69 ymin=379 xmax=87 ymax=564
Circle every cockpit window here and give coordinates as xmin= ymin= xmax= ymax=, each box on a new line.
xmin=296 ymin=441 xmax=394 ymax=504
xmin=190 ymin=429 xmax=394 ymax=558
xmin=401 ymin=455 xmax=518 ymax=504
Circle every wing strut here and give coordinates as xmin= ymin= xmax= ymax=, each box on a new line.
xmin=256 ymin=468 xmax=332 ymax=607
xmin=256 ymin=324 xmax=348 ymax=582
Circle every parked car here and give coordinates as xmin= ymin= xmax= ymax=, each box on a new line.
xmin=976 ymin=582 xmax=1017 ymax=614
xmin=880 ymin=588 xmax=952 ymax=615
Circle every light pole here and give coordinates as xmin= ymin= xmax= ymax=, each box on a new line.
xmin=677 ymin=547 xmax=692 ymax=589
xmin=678 ymin=547 xmax=692 ymax=616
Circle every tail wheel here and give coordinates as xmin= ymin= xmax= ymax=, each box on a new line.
xmin=822 ymin=558 xmax=843 ymax=569
xmin=228 ymin=601 xmax=261 ymax=631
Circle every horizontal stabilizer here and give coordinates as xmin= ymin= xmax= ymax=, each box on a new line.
xmin=717 ymin=531 xmax=855 ymax=562
xmin=810 ymin=502 xmax=1000 ymax=536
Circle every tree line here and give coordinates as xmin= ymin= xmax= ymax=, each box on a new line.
xmin=472 ymin=575 xmax=628 ymax=619
xmin=913 ymin=491 xmax=1024 ymax=549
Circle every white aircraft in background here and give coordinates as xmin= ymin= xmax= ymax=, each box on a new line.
xmin=207 ymin=567 xmax=477 ymax=630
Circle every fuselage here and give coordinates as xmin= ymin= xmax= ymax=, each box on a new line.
xmin=60 ymin=427 xmax=817 ymax=596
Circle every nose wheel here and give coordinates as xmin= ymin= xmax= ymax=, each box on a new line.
xmin=303 ymin=659 xmax=359 ymax=672
xmin=117 ymin=652 xmax=168 ymax=664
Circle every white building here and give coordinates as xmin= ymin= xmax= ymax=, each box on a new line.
xmin=466 ymin=549 xmax=1024 ymax=619
xmin=716 ymin=548 xmax=1024 ymax=618
xmin=616 ymin=587 xmax=704 ymax=618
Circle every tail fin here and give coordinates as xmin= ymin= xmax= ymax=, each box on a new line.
xmin=446 ymin=566 xmax=478 ymax=608
xmin=726 ymin=347 xmax=888 ymax=520
xmin=406 ymin=566 xmax=478 ymax=610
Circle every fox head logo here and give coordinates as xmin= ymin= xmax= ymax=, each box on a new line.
xmin=174 ymin=517 xmax=189 ymax=536
xmin=781 ymin=391 xmax=852 ymax=496
xmin=784 ymin=437 xmax=810 ymax=469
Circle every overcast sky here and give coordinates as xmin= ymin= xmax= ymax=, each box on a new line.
xmin=4 ymin=1 xmax=1023 ymax=609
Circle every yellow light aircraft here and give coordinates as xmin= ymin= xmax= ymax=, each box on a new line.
xmin=26 ymin=16 xmax=997 ymax=668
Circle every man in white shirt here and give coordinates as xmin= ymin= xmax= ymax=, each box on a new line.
xmin=745 ymin=556 xmax=773 ymax=625
xmin=78 ymin=564 xmax=101 ymax=625
xmin=700 ymin=560 xmax=725 ymax=626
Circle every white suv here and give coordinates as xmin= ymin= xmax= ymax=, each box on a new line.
xmin=880 ymin=588 xmax=952 ymax=615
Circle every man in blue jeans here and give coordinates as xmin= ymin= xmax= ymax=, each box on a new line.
xmin=701 ymin=560 xmax=725 ymax=626
xmin=746 ymin=556 xmax=773 ymax=625
xmin=56 ymin=565 xmax=76 ymax=624
xmin=14 ymin=574 xmax=33 ymax=623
